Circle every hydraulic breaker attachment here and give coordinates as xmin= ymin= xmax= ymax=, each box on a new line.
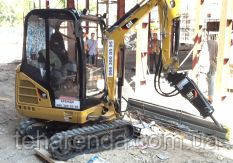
xmin=166 ymin=72 xmax=222 ymax=128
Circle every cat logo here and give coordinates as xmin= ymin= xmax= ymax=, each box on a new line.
xmin=126 ymin=21 xmax=134 ymax=28
xmin=121 ymin=18 xmax=138 ymax=30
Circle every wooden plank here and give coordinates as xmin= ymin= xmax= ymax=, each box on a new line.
xmin=215 ymin=0 xmax=228 ymax=95
xmin=34 ymin=148 xmax=66 ymax=163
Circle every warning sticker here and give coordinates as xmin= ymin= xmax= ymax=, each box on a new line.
xmin=107 ymin=40 xmax=114 ymax=77
xmin=55 ymin=96 xmax=80 ymax=110
xmin=176 ymin=78 xmax=189 ymax=90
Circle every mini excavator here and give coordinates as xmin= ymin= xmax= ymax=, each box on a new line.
xmin=15 ymin=0 xmax=227 ymax=161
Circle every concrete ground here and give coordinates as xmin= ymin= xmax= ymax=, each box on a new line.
xmin=0 ymin=63 xmax=233 ymax=163
xmin=128 ymin=73 xmax=233 ymax=161
xmin=0 ymin=31 xmax=232 ymax=162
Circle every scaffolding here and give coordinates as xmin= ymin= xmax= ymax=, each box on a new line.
xmin=96 ymin=0 xmax=117 ymax=43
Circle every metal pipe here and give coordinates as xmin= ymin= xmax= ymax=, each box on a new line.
xmin=86 ymin=0 xmax=89 ymax=33
xmin=179 ymin=48 xmax=193 ymax=68
xmin=139 ymin=0 xmax=147 ymax=6
xmin=39 ymin=0 xmax=41 ymax=9
xmin=127 ymin=98 xmax=228 ymax=140
xmin=210 ymin=114 xmax=222 ymax=129
xmin=46 ymin=0 xmax=49 ymax=9
xmin=80 ymin=15 xmax=100 ymax=22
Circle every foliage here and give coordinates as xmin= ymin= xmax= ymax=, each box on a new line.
xmin=51 ymin=0 xmax=66 ymax=9
xmin=0 ymin=0 xmax=32 ymax=26
xmin=0 ymin=0 xmax=98 ymax=27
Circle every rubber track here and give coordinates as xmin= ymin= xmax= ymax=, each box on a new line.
xmin=18 ymin=118 xmax=38 ymax=137
xmin=48 ymin=120 xmax=137 ymax=161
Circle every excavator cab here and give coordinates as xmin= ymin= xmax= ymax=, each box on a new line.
xmin=16 ymin=9 xmax=105 ymax=123
xmin=15 ymin=11 xmax=135 ymax=160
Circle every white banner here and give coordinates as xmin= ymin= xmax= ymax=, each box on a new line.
xmin=55 ymin=96 xmax=80 ymax=110
xmin=107 ymin=40 xmax=114 ymax=77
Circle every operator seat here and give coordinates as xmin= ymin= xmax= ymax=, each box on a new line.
xmin=50 ymin=30 xmax=69 ymax=65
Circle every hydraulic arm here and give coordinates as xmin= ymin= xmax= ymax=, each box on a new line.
xmin=103 ymin=0 xmax=222 ymax=128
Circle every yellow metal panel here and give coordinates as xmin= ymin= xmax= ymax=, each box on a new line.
xmin=104 ymin=0 xmax=159 ymax=102
xmin=16 ymin=71 xmax=52 ymax=108
xmin=15 ymin=66 xmax=115 ymax=124
xmin=158 ymin=0 xmax=180 ymax=70
xmin=16 ymin=103 xmax=108 ymax=124
xmin=104 ymin=0 xmax=181 ymax=102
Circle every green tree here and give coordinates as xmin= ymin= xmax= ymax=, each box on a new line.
xmin=0 ymin=0 xmax=32 ymax=26
xmin=0 ymin=1 xmax=17 ymax=26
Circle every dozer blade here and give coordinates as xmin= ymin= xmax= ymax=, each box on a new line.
xmin=48 ymin=120 xmax=140 ymax=161
xmin=127 ymin=98 xmax=230 ymax=140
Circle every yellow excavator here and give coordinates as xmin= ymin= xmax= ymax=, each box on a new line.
xmin=15 ymin=0 xmax=226 ymax=160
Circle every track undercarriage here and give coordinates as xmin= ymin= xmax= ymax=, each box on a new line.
xmin=17 ymin=118 xmax=139 ymax=161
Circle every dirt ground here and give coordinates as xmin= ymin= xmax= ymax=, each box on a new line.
xmin=0 ymin=63 xmax=233 ymax=163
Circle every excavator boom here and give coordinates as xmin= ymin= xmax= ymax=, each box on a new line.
xmin=103 ymin=0 xmax=222 ymax=128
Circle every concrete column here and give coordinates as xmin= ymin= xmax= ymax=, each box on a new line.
xmin=39 ymin=0 xmax=41 ymax=9
xmin=67 ymin=0 xmax=75 ymax=9
xmin=192 ymin=0 xmax=203 ymax=71
xmin=46 ymin=0 xmax=49 ymax=9
xmin=215 ymin=0 xmax=228 ymax=96
xmin=216 ymin=0 xmax=233 ymax=96
xmin=86 ymin=0 xmax=89 ymax=34
xmin=66 ymin=0 xmax=75 ymax=61
xmin=135 ymin=22 xmax=149 ymax=94
xmin=117 ymin=0 xmax=125 ymax=19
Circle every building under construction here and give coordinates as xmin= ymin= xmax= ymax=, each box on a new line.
xmin=0 ymin=0 xmax=232 ymax=162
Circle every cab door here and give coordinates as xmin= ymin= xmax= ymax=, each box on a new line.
xmin=47 ymin=18 xmax=80 ymax=110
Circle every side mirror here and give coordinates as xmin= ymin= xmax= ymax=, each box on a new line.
xmin=102 ymin=13 xmax=107 ymax=19
xmin=170 ymin=0 xmax=175 ymax=8
xmin=82 ymin=9 xmax=89 ymax=15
